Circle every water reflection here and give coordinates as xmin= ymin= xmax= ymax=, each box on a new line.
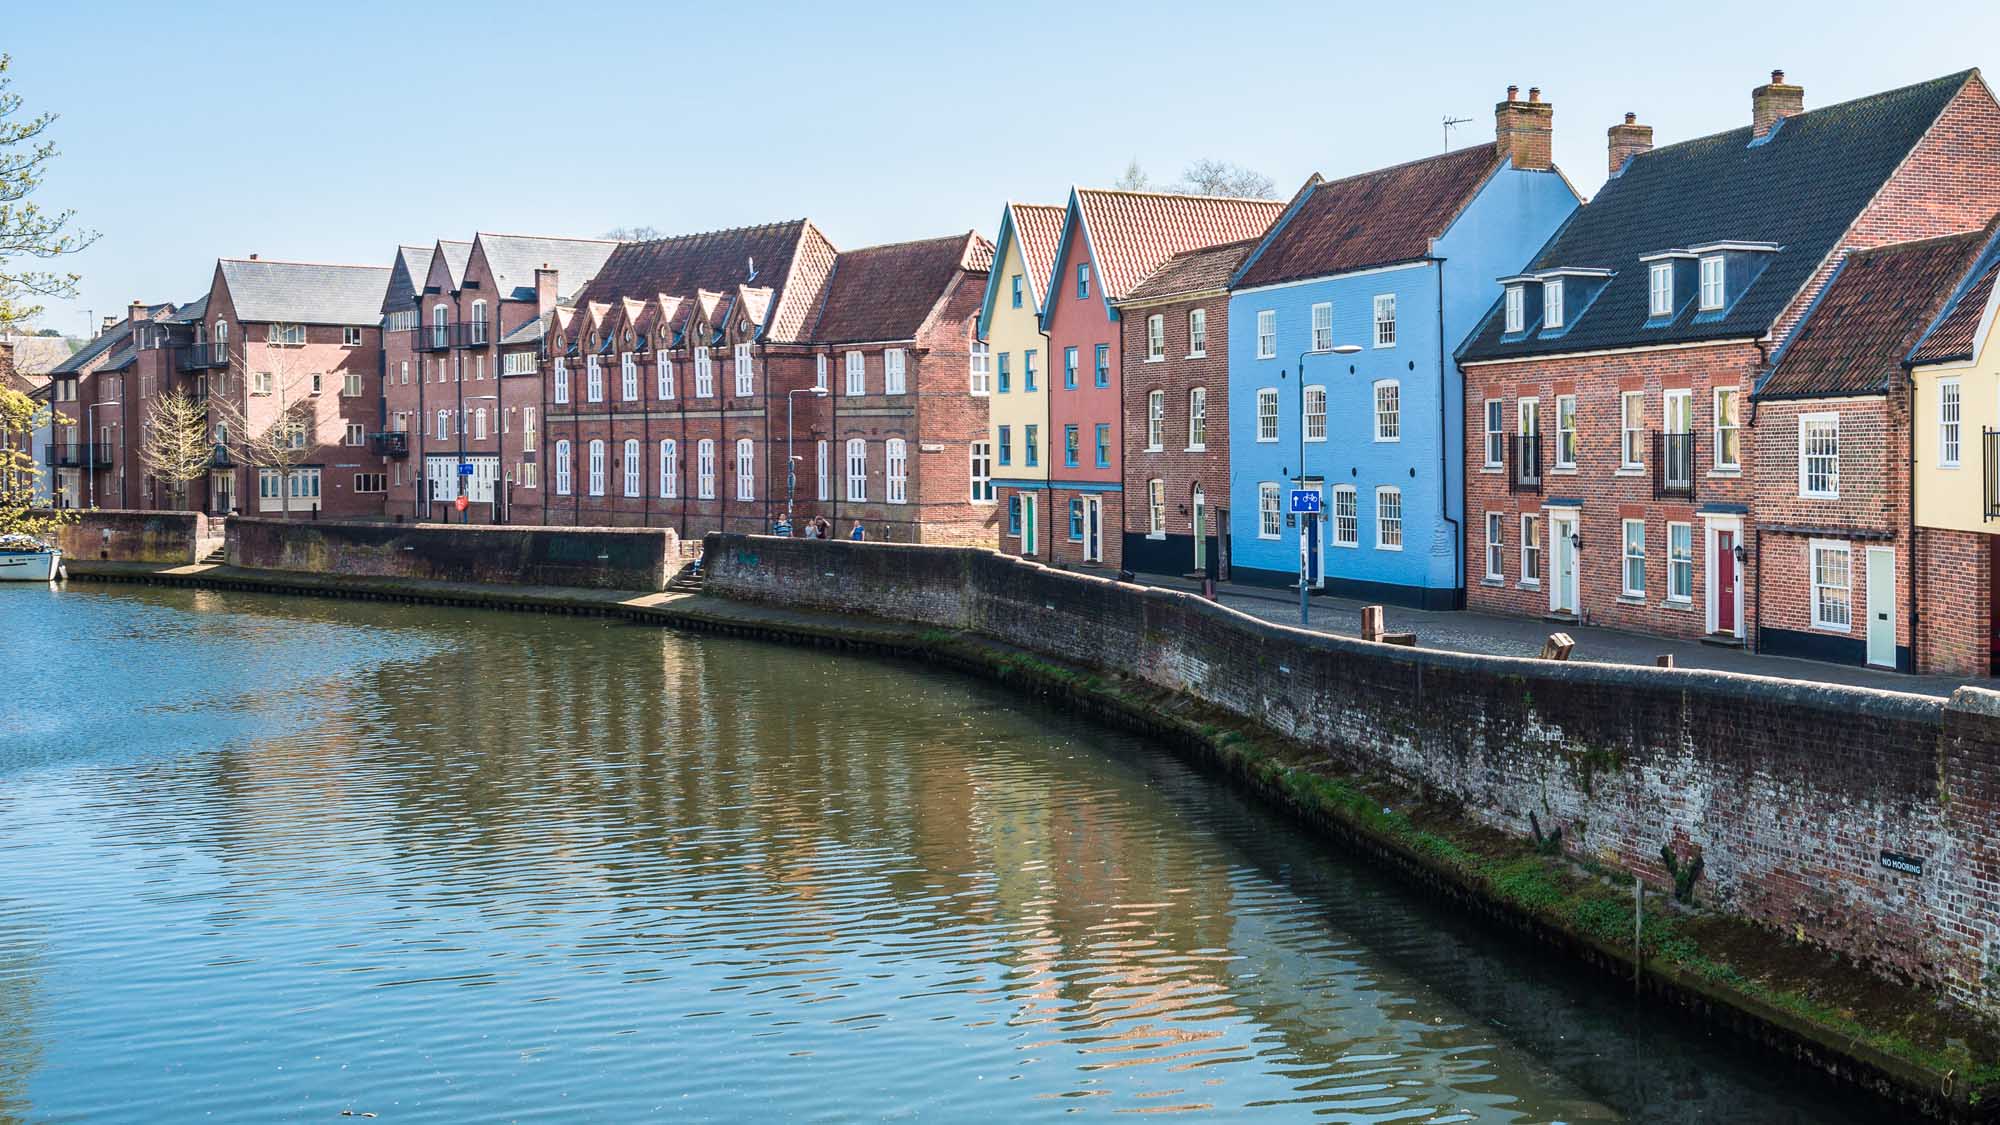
xmin=0 ymin=585 xmax=1886 ymax=1122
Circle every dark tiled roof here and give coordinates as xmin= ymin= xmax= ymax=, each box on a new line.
xmin=167 ymin=295 xmax=209 ymax=325
xmin=811 ymin=232 xmax=990 ymax=344
xmin=51 ymin=320 xmax=133 ymax=375
xmin=381 ymin=245 xmax=435 ymax=313
xmin=1758 ymin=229 xmax=1990 ymax=398
xmin=437 ymin=240 xmax=474 ymax=289
xmin=476 ymin=233 xmax=620 ymax=303
xmin=579 ymin=220 xmax=834 ymax=344
xmin=1462 ymin=70 xmax=1978 ymax=362
xmin=1910 ymin=239 xmax=2000 ymax=365
xmin=1234 ymin=145 xmax=1503 ymax=290
xmin=100 ymin=340 xmax=137 ymax=373
xmin=1122 ymin=238 xmax=1258 ymax=303
xmin=218 ymin=259 xmax=394 ymax=325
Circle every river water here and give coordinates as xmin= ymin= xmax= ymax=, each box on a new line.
xmin=0 ymin=585 xmax=1888 ymax=1122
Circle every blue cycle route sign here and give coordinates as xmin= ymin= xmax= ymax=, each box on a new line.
xmin=457 ymin=461 xmax=474 ymax=477
xmin=1289 ymin=489 xmax=1322 ymax=515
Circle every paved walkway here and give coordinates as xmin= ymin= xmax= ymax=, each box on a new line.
xmin=1133 ymin=571 xmax=1992 ymax=697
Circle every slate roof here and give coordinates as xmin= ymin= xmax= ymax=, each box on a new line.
xmin=217 ymin=259 xmax=395 ymax=325
xmin=437 ymin=240 xmax=474 ymax=290
xmin=475 ymin=233 xmax=621 ymax=303
xmin=577 ymin=220 xmax=838 ymax=344
xmin=1910 ymin=238 xmax=2000 ymax=365
xmin=381 ymin=245 xmax=436 ymax=314
xmin=1062 ymin=190 xmax=1284 ymax=306
xmin=1234 ymin=145 xmax=1505 ymax=290
xmin=51 ymin=319 xmax=137 ymax=375
xmin=1122 ymin=237 xmax=1259 ymax=304
xmin=811 ymin=232 xmax=991 ymax=344
xmin=1461 ymin=70 xmax=1981 ymax=362
xmin=1758 ymin=227 xmax=1992 ymax=398
xmin=0 ymin=334 xmax=77 ymax=376
xmin=166 ymin=295 xmax=209 ymax=325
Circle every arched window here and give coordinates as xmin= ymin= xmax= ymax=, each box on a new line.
xmin=696 ymin=439 xmax=716 ymax=499
xmin=585 ymin=355 xmax=604 ymax=402
xmin=885 ymin=438 xmax=907 ymax=504
xmin=431 ymin=303 xmax=449 ymax=348
xmin=587 ymin=439 xmax=606 ymax=496
xmin=473 ymin=408 xmax=487 ymax=440
xmin=659 ymin=439 xmax=678 ymax=498
xmin=213 ymin=320 xmax=228 ymax=366
xmin=554 ymin=439 xmax=572 ymax=495
xmin=469 ymin=300 xmax=487 ymax=344
xmin=735 ymin=438 xmax=755 ymax=500
xmin=620 ymin=352 xmax=638 ymax=401
xmin=816 ymin=440 xmax=829 ymax=502
xmin=553 ymin=357 xmax=570 ymax=404
xmin=657 ymin=356 xmax=674 ymax=399
xmin=623 ymin=438 xmax=641 ymax=497
xmin=845 ymin=438 xmax=867 ymax=502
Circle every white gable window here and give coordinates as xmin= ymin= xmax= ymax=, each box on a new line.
xmin=623 ymin=438 xmax=641 ymax=497
xmin=1542 ymin=279 xmax=1565 ymax=329
xmin=1311 ymin=302 xmax=1332 ymax=353
xmin=620 ymin=352 xmax=638 ymax=401
xmin=1146 ymin=389 xmax=1164 ymax=450
xmin=587 ymin=439 xmax=606 ymax=496
xmin=1649 ymin=262 xmax=1674 ymax=317
xmin=1146 ymin=314 xmax=1165 ymax=361
xmin=696 ymin=438 xmax=716 ymax=499
xmin=970 ymin=341 xmax=990 ymax=395
xmin=1799 ymin=413 xmax=1840 ymax=499
xmin=657 ymin=356 xmax=675 ymax=399
xmin=1373 ymin=380 xmax=1401 ymax=442
xmin=694 ymin=346 xmax=714 ymax=397
xmin=1188 ymin=308 xmax=1207 ymax=356
xmin=1256 ymin=388 xmax=1279 ymax=442
xmin=553 ymin=357 xmax=570 ymax=404
xmin=735 ymin=438 xmax=755 ymax=500
xmin=554 ymin=439 xmax=572 ymax=495
xmin=1373 ymin=294 xmax=1397 ymax=347
xmin=585 ymin=355 xmax=604 ymax=402
xmin=884 ymin=348 xmax=907 ymax=394
xmin=885 ymin=438 xmax=908 ymax=503
xmin=1503 ymin=286 xmax=1524 ymax=333
xmin=845 ymin=351 xmax=866 ymax=396
xmin=1376 ymin=486 xmax=1403 ymax=550
xmin=1699 ymin=255 xmax=1726 ymax=310
xmin=734 ymin=342 xmax=754 ymax=396
xmin=659 ymin=438 xmax=678 ymax=498
xmin=1256 ymin=309 xmax=1276 ymax=359
xmin=846 ymin=438 xmax=867 ymax=501
xmin=1940 ymin=379 xmax=1963 ymax=467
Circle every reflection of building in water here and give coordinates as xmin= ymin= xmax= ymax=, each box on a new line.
xmin=0 ymin=913 xmax=49 ymax=1117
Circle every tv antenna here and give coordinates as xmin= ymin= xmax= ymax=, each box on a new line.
xmin=1442 ymin=115 xmax=1473 ymax=151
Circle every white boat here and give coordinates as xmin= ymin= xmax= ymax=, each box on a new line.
xmin=0 ymin=546 xmax=60 ymax=582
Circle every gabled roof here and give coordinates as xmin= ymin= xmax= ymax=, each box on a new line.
xmin=1057 ymin=189 xmax=1284 ymax=311
xmin=975 ymin=202 xmax=1064 ymax=339
xmin=811 ymin=232 xmax=990 ymax=344
xmin=1461 ymin=69 xmax=1983 ymax=362
xmin=381 ymin=244 xmax=436 ymax=314
xmin=217 ymin=259 xmax=395 ymax=325
xmin=576 ymin=220 xmax=836 ymax=344
xmin=0 ymin=334 xmax=77 ymax=376
xmin=51 ymin=317 xmax=144 ymax=375
xmin=1758 ymin=226 xmax=1993 ymax=399
xmin=1910 ymin=234 xmax=2000 ymax=365
xmin=436 ymin=240 xmax=474 ymax=290
xmin=474 ymin=232 xmax=621 ymax=303
xmin=1121 ymin=237 xmax=1260 ymax=304
xmin=1233 ymin=145 xmax=1506 ymax=290
xmin=167 ymin=295 xmax=209 ymax=326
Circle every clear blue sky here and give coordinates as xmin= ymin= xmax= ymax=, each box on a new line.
xmin=12 ymin=0 xmax=2000 ymax=336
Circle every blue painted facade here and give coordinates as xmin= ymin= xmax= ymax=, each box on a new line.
xmin=1225 ymin=161 xmax=1579 ymax=607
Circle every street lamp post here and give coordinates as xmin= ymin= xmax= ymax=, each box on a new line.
xmin=786 ymin=385 xmax=830 ymax=532
xmin=1292 ymin=343 xmax=1362 ymax=626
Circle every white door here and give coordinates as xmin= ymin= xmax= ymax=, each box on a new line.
xmin=1866 ymin=547 xmax=1896 ymax=668
xmin=1083 ymin=496 xmax=1102 ymax=563
xmin=1550 ymin=512 xmax=1578 ymax=615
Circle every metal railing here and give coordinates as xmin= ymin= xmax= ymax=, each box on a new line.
xmin=410 ymin=322 xmax=497 ymax=351
xmin=45 ymin=443 xmax=113 ymax=468
xmin=1507 ymin=432 xmax=1543 ymax=494
xmin=210 ymin=444 xmax=234 ymax=469
xmin=1653 ymin=431 xmax=1696 ymax=499
xmin=370 ymin=432 xmax=409 ymax=458
xmin=176 ymin=343 xmax=229 ymax=370
xmin=1985 ymin=429 xmax=2000 ymax=521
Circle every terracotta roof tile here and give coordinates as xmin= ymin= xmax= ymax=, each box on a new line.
xmin=1910 ymin=244 xmax=2000 ymax=365
xmin=1122 ymin=238 xmax=1259 ymax=303
xmin=1071 ymin=190 xmax=1284 ymax=301
xmin=1011 ymin=203 xmax=1066 ymax=305
xmin=808 ymin=232 xmax=987 ymax=344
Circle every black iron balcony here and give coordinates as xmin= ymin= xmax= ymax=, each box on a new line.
xmin=176 ymin=343 xmax=229 ymax=370
xmin=1507 ymin=432 xmax=1543 ymax=495
xmin=1653 ymin=431 xmax=1697 ymax=499
xmin=46 ymin=443 xmax=113 ymax=468
xmin=210 ymin=444 xmax=234 ymax=469
xmin=410 ymin=322 xmax=497 ymax=351
xmin=413 ymin=324 xmax=451 ymax=352
xmin=370 ymin=431 xmax=409 ymax=458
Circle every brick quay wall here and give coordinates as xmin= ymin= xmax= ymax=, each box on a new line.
xmin=229 ymin=518 xmax=675 ymax=591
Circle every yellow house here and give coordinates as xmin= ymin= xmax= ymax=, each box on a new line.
xmin=977 ymin=202 xmax=1064 ymax=556
xmin=1909 ymin=228 xmax=2000 ymax=675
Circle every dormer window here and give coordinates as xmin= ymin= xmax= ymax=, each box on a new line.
xmin=1699 ymin=255 xmax=1726 ymax=310
xmin=1649 ymin=262 xmax=1674 ymax=317
xmin=1504 ymin=286 xmax=1525 ymax=333
xmin=1542 ymin=280 xmax=1565 ymax=330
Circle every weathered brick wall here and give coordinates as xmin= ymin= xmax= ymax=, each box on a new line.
xmin=1120 ymin=293 xmax=1230 ymax=576
xmin=705 ymin=531 xmax=2000 ymax=1018
xmin=1918 ymin=527 xmax=1992 ymax=674
xmin=52 ymin=509 xmax=212 ymax=563
xmin=230 ymin=518 xmax=671 ymax=589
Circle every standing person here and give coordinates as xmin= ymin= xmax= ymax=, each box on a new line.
xmin=849 ymin=521 xmax=865 ymax=542
xmin=804 ymin=520 xmax=820 ymax=540
xmin=816 ymin=517 xmax=832 ymax=540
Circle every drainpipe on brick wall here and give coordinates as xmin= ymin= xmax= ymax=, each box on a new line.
xmin=1908 ymin=367 xmax=1921 ymax=673
xmin=416 ymin=318 xmax=427 ymax=521
xmin=1748 ymin=342 xmax=1770 ymax=653
xmin=1041 ymin=321 xmax=1056 ymax=562
xmin=1436 ymin=262 xmax=1463 ymax=604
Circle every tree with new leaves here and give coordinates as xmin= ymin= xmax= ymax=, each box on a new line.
xmin=207 ymin=341 xmax=320 ymax=520
xmin=0 ymin=382 xmax=72 ymax=539
xmin=0 ymin=55 xmax=96 ymax=334
xmin=139 ymin=389 xmax=211 ymax=511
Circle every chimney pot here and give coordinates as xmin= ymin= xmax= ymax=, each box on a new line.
xmin=1624 ymin=112 xmax=1636 ymax=125
xmin=1507 ymin=84 xmax=1519 ymax=101
xmin=1495 ymin=85 xmax=1555 ymax=172
xmin=1772 ymin=69 xmax=1785 ymax=84
xmin=1752 ymin=69 xmax=1805 ymax=139
xmin=1607 ymin=112 xmax=1655 ymax=176
xmin=1529 ymin=86 xmax=1541 ymax=103
xmin=249 ymin=253 xmax=258 ymax=261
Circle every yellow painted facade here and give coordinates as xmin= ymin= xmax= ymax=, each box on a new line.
xmin=985 ymin=214 xmax=1050 ymax=486
xmin=1914 ymin=298 xmax=2000 ymax=534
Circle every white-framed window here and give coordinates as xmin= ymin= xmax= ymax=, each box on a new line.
xmin=1521 ymin=514 xmax=1542 ymax=583
xmin=1373 ymin=381 xmax=1400 ymax=442
xmin=269 ymin=322 xmax=306 ymax=346
xmin=1187 ymin=387 xmax=1208 ymax=450
xmin=657 ymin=356 xmax=675 ymax=399
xmin=1311 ymin=302 xmax=1332 ymax=352
xmin=343 ymin=326 xmax=363 ymax=347
xmin=1256 ymin=388 xmax=1279 ymax=442
xmin=1699 ymin=255 xmax=1725 ymax=310
xmin=970 ymin=342 xmax=990 ymax=395
xmin=815 ymin=353 xmax=829 ymax=392
xmin=400 ymin=360 xmax=410 ymax=385
xmin=522 ymin=407 xmax=537 ymax=451
xmin=1649 ymin=262 xmax=1674 ymax=317
xmin=1621 ymin=391 xmax=1645 ymax=467
xmin=435 ymin=410 xmax=449 ymax=439
xmin=884 ymin=348 xmax=906 ymax=395
xmin=1257 ymin=482 xmax=1281 ymax=539
xmin=1256 ymin=309 xmax=1276 ymax=359
xmin=587 ymin=439 xmax=606 ymax=496
xmin=1303 ymin=385 xmax=1327 ymax=442
xmin=1542 ymin=279 xmax=1565 ymax=330
xmin=252 ymin=370 xmax=273 ymax=396
xmin=1503 ymin=285 xmax=1524 ymax=333
xmin=694 ymin=346 xmax=714 ymax=398
xmin=345 ymin=422 xmax=365 ymax=446
xmin=1621 ymin=519 xmax=1646 ymax=597
xmin=473 ymin=408 xmax=487 ymax=440
xmin=970 ymin=441 xmax=993 ymax=503
xmin=1941 ymin=378 xmax=1963 ymax=467
xmin=620 ymin=352 xmax=638 ymax=401
xmin=735 ymin=438 xmax=755 ymax=500
xmin=1146 ymin=314 xmax=1165 ymax=361
xmin=1668 ymin=522 xmax=1693 ymax=602
xmin=1188 ymin=308 xmax=1207 ymax=356
xmin=845 ymin=351 xmax=865 ymax=396
xmin=1555 ymin=394 xmax=1577 ymax=468
xmin=816 ymin=439 xmax=830 ymax=502
xmin=623 ymin=438 xmax=641 ymax=497
xmin=504 ymin=351 xmax=535 ymax=377
xmin=310 ymin=371 xmax=325 ymax=395
xmin=1811 ymin=539 xmax=1852 ymax=630
xmin=1664 ymin=388 xmax=1692 ymax=435
xmin=353 ymin=472 xmax=385 ymax=493
xmin=1485 ymin=512 xmax=1505 ymax=579
xmin=1147 ymin=478 xmax=1166 ymax=535
xmin=1800 ymin=413 xmax=1840 ymax=499
xmin=1332 ymin=485 xmax=1358 ymax=547
xmin=1484 ymin=399 xmax=1505 ymax=467
xmin=586 ymin=355 xmax=604 ymax=402
xmin=467 ymin=301 xmax=487 ymax=344
xmin=885 ymin=438 xmax=907 ymax=503
xmin=846 ymin=438 xmax=867 ymax=501
xmin=734 ymin=343 xmax=754 ymax=396
xmin=1714 ymin=387 xmax=1740 ymax=469
xmin=659 ymin=438 xmax=678 ymax=498
xmin=1375 ymin=486 xmax=1403 ymax=550
xmin=553 ymin=357 xmax=570 ymax=404
xmin=342 ymin=372 xmax=363 ymax=398
xmin=696 ymin=439 xmax=716 ymax=499
xmin=554 ymin=439 xmax=572 ymax=494
xmin=1146 ymin=389 xmax=1165 ymax=450
xmin=1373 ymin=294 xmax=1396 ymax=347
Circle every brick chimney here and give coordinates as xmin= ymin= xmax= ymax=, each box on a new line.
xmin=1752 ymin=69 xmax=1804 ymax=139
xmin=1608 ymin=112 xmax=1654 ymax=176
xmin=535 ymin=265 xmax=559 ymax=316
xmin=1495 ymin=85 xmax=1554 ymax=171
xmin=100 ymin=315 xmax=118 ymax=334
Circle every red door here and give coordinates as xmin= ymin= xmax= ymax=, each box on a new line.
xmin=1716 ymin=530 xmax=1737 ymax=634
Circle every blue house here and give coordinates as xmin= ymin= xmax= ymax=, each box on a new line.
xmin=1225 ymin=93 xmax=1579 ymax=607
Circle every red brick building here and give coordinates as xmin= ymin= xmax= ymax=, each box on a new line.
xmin=44 ymin=304 xmax=179 ymax=510
xmin=1458 ymin=69 xmax=2000 ymax=653
xmin=1113 ymin=237 xmax=1253 ymax=578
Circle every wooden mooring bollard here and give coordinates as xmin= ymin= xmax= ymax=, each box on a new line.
xmin=1540 ymin=632 xmax=1575 ymax=661
xmin=1361 ymin=605 xmax=1417 ymax=647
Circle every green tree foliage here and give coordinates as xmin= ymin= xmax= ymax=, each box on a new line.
xmin=0 ymin=54 xmax=95 ymax=333
xmin=0 ymin=382 xmax=71 ymax=539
